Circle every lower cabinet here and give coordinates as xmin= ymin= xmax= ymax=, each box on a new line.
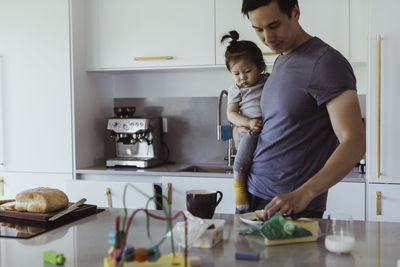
xmin=161 ymin=176 xmax=235 ymax=214
xmin=66 ymin=180 xmax=157 ymax=209
xmin=0 ymin=172 xmax=71 ymax=199
xmin=324 ymin=181 xmax=366 ymax=221
xmin=368 ymin=183 xmax=400 ymax=222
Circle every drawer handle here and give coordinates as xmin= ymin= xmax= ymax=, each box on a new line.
xmin=134 ymin=56 xmax=174 ymax=61
xmin=0 ymin=177 xmax=4 ymax=196
xmin=167 ymin=183 xmax=172 ymax=205
xmin=106 ymin=188 xmax=113 ymax=208
xmin=376 ymin=191 xmax=382 ymax=215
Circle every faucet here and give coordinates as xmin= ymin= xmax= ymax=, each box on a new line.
xmin=217 ymin=90 xmax=235 ymax=166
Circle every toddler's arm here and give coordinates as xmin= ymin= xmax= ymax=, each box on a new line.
xmin=227 ymin=103 xmax=250 ymax=127
xmin=227 ymin=103 xmax=262 ymax=130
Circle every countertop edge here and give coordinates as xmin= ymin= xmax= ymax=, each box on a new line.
xmin=76 ymin=164 xmax=366 ymax=182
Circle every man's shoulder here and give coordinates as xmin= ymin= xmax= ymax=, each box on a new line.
xmin=309 ymin=37 xmax=348 ymax=63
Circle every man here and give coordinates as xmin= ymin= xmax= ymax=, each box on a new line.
xmin=240 ymin=0 xmax=366 ymax=220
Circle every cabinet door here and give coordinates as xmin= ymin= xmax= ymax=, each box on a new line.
xmin=368 ymin=184 xmax=400 ymax=222
xmin=216 ymin=0 xmax=276 ymax=66
xmin=0 ymin=0 xmax=72 ymax=173
xmin=89 ymin=0 xmax=215 ymax=69
xmin=162 ymin=176 xmax=234 ymax=214
xmin=216 ymin=0 xmax=350 ymax=65
xmin=299 ymin=0 xmax=350 ymax=58
xmin=0 ymin=172 xmax=71 ymax=199
xmin=66 ymin=180 xmax=156 ymax=209
xmin=323 ymin=182 xmax=365 ymax=221
xmin=368 ymin=0 xmax=400 ymax=183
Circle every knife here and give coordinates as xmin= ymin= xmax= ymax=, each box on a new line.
xmin=48 ymin=198 xmax=87 ymax=221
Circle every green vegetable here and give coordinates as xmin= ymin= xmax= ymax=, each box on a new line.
xmin=259 ymin=212 xmax=312 ymax=240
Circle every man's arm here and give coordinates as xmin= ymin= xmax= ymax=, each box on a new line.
xmin=263 ymin=90 xmax=366 ymax=219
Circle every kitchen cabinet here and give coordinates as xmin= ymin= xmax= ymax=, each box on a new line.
xmin=0 ymin=0 xmax=73 ymax=173
xmin=367 ymin=0 xmax=400 ymax=221
xmin=368 ymin=184 xmax=400 ymax=222
xmin=323 ymin=181 xmax=365 ymax=221
xmin=161 ymin=176 xmax=234 ymax=214
xmin=66 ymin=180 xmax=157 ymax=209
xmin=368 ymin=0 xmax=400 ymax=183
xmin=0 ymin=173 xmax=70 ymax=199
xmin=87 ymin=0 xmax=215 ymax=70
xmin=216 ymin=0 xmax=351 ymax=65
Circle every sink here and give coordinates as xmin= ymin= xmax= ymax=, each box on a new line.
xmin=178 ymin=165 xmax=233 ymax=174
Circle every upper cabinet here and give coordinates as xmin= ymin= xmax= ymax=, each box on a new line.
xmin=216 ymin=0 xmax=353 ymax=66
xmin=0 ymin=0 xmax=72 ymax=173
xmin=87 ymin=0 xmax=215 ymax=70
xmin=299 ymin=0 xmax=350 ymax=59
xmin=87 ymin=0 xmax=367 ymax=70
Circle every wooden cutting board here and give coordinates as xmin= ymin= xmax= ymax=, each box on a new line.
xmin=0 ymin=203 xmax=98 ymax=225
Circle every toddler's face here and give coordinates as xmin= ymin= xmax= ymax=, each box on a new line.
xmin=230 ymin=59 xmax=261 ymax=88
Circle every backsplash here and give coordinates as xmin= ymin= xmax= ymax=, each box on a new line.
xmin=113 ymin=97 xmax=229 ymax=165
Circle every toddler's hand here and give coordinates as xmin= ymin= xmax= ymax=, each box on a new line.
xmin=249 ymin=119 xmax=263 ymax=130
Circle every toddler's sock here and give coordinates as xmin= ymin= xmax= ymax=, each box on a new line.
xmin=234 ymin=179 xmax=249 ymax=214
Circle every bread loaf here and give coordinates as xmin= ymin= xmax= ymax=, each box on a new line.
xmin=15 ymin=187 xmax=69 ymax=213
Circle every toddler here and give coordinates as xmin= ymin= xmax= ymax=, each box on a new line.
xmin=221 ymin=30 xmax=269 ymax=214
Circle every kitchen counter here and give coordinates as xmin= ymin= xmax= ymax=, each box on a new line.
xmin=77 ymin=163 xmax=366 ymax=182
xmin=0 ymin=209 xmax=397 ymax=267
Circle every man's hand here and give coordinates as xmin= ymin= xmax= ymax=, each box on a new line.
xmin=249 ymin=118 xmax=263 ymax=130
xmin=263 ymin=188 xmax=313 ymax=220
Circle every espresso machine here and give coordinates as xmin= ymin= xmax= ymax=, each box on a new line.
xmin=106 ymin=107 xmax=165 ymax=168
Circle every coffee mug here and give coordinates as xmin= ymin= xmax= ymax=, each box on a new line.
xmin=186 ymin=190 xmax=223 ymax=219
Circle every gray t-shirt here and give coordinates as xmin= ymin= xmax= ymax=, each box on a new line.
xmin=248 ymin=37 xmax=356 ymax=212
xmin=227 ymin=74 xmax=268 ymax=119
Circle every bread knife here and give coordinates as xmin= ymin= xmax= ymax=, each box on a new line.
xmin=48 ymin=198 xmax=87 ymax=221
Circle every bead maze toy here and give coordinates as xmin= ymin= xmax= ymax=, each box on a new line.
xmin=104 ymin=184 xmax=190 ymax=267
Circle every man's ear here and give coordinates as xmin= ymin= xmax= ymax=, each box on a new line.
xmin=292 ymin=4 xmax=300 ymax=21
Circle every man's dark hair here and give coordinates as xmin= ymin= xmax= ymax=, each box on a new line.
xmin=242 ymin=0 xmax=298 ymax=18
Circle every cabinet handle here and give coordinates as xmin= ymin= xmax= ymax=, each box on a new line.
xmin=262 ymin=52 xmax=278 ymax=56
xmin=0 ymin=177 xmax=4 ymax=196
xmin=167 ymin=183 xmax=172 ymax=204
xmin=134 ymin=56 xmax=174 ymax=61
xmin=376 ymin=191 xmax=382 ymax=215
xmin=376 ymin=35 xmax=382 ymax=178
xmin=105 ymin=188 xmax=113 ymax=208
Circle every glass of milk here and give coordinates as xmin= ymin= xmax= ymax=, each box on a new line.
xmin=325 ymin=213 xmax=355 ymax=254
